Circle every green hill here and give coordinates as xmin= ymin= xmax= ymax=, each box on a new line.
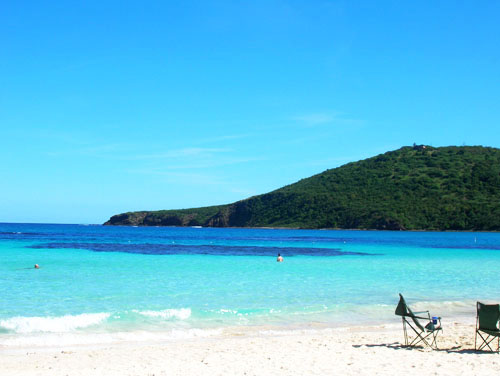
xmin=104 ymin=145 xmax=500 ymax=231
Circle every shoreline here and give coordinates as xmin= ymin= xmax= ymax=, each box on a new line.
xmin=0 ymin=300 xmax=488 ymax=350
xmin=4 ymin=221 xmax=500 ymax=233
xmin=0 ymin=307 xmax=483 ymax=350
xmin=2 ymin=319 xmax=499 ymax=375
xmin=102 ymin=223 xmax=500 ymax=233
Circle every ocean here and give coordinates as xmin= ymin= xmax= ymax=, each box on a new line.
xmin=1 ymin=223 xmax=499 ymax=347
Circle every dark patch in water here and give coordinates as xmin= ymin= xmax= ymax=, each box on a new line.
xmin=27 ymin=242 xmax=381 ymax=257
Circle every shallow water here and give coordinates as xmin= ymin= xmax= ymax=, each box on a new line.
xmin=1 ymin=223 xmax=499 ymax=346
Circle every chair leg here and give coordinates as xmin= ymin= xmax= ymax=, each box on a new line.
xmin=408 ymin=331 xmax=433 ymax=349
xmin=482 ymin=337 xmax=494 ymax=352
xmin=405 ymin=320 xmax=433 ymax=349
xmin=402 ymin=318 xmax=408 ymax=346
xmin=401 ymin=317 xmax=440 ymax=350
xmin=429 ymin=330 xmax=439 ymax=350
xmin=476 ymin=332 xmax=496 ymax=352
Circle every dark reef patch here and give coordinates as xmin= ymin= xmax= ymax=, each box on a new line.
xmin=27 ymin=242 xmax=381 ymax=257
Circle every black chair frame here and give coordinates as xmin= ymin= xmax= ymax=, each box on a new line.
xmin=396 ymin=293 xmax=442 ymax=350
xmin=475 ymin=302 xmax=500 ymax=353
xmin=401 ymin=311 xmax=441 ymax=350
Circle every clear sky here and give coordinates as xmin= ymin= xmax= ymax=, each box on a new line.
xmin=1 ymin=1 xmax=499 ymax=224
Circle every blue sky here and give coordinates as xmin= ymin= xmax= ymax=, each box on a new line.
xmin=1 ymin=1 xmax=499 ymax=224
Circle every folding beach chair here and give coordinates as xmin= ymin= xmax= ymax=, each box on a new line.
xmin=475 ymin=302 xmax=500 ymax=352
xmin=395 ymin=293 xmax=442 ymax=350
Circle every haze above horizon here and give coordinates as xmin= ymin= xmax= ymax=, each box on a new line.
xmin=1 ymin=1 xmax=499 ymax=224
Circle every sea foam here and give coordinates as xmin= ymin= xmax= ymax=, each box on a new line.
xmin=135 ymin=308 xmax=191 ymax=320
xmin=0 ymin=312 xmax=110 ymax=334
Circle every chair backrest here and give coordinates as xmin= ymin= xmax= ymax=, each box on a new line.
xmin=395 ymin=294 xmax=411 ymax=316
xmin=395 ymin=293 xmax=425 ymax=331
xmin=477 ymin=302 xmax=500 ymax=331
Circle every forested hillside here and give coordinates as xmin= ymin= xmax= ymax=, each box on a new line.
xmin=104 ymin=146 xmax=500 ymax=231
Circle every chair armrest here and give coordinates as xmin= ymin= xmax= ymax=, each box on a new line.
xmin=414 ymin=315 xmax=431 ymax=320
xmin=413 ymin=310 xmax=431 ymax=320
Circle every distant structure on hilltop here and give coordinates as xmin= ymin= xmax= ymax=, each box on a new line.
xmin=412 ymin=143 xmax=427 ymax=151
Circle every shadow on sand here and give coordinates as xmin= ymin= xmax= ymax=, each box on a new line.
xmin=352 ymin=343 xmax=496 ymax=354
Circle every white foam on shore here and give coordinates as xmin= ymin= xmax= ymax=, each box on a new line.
xmin=0 ymin=313 xmax=110 ymax=334
xmin=0 ymin=327 xmax=223 ymax=348
xmin=135 ymin=308 xmax=191 ymax=320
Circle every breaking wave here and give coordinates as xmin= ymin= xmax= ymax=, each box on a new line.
xmin=0 ymin=312 xmax=111 ymax=334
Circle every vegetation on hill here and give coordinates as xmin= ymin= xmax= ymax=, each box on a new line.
xmin=104 ymin=146 xmax=500 ymax=231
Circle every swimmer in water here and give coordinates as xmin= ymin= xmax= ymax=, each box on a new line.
xmin=34 ymin=264 xmax=40 ymax=269
xmin=277 ymin=254 xmax=283 ymax=262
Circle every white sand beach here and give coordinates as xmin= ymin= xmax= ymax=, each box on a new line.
xmin=2 ymin=320 xmax=500 ymax=376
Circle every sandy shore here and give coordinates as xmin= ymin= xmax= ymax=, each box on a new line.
xmin=2 ymin=320 xmax=500 ymax=375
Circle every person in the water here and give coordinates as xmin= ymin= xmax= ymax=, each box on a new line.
xmin=34 ymin=264 xmax=40 ymax=269
xmin=277 ymin=254 xmax=283 ymax=262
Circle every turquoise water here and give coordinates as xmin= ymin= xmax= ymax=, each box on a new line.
xmin=1 ymin=223 xmax=499 ymax=346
